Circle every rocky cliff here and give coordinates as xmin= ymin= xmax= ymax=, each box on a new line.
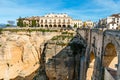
xmin=34 ymin=32 xmax=74 ymax=80
xmin=0 ymin=30 xmax=60 ymax=80
xmin=0 ymin=29 xmax=86 ymax=80
xmin=34 ymin=32 xmax=86 ymax=80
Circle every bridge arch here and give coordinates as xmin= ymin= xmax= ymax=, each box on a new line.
xmin=103 ymin=43 xmax=117 ymax=69
xmin=103 ymin=43 xmax=118 ymax=79
xmin=103 ymin=34 xmax=120 ymax=55
xmin=86 ymin=51 xmax=95 ymax=80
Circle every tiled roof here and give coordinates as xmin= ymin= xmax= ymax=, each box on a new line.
xmin=108 ymin=21 xmax=116 ymax=24
xmin=110 ymin=13 xmax=120 ymax=18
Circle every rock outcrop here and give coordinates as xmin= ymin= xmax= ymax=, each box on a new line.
xmin=0 ymin=30 xmax=86 ymax=80
xmin=34 ymin=32 xmax=86 ymax=80
xmin=0 ymin=31 xmax=60 ymax=80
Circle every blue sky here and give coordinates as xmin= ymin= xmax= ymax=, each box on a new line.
xmin=0 ymin=0 xmax=120 ymax=24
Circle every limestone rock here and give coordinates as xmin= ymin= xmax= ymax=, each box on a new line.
xmin=0 ymin=31 xmax=60 ymax=80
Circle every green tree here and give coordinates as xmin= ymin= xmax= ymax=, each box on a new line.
xmin=32 ymin=20 xmax=36 ymax=27
xmin=17 ymin=17 xmax=24 ymax=27
xmin=23 ymin=22 xmax=27 ymax=27
xmin=6 ymin=24 xmax=11 ymax=27
xmin=74 ymin=24 xmax=77 ymax=28
xmin=0 ymin=28 xmax=2 ymax=34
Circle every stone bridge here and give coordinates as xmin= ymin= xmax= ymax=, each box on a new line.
xmin=77 ymin=29 xmax=120 ymax=80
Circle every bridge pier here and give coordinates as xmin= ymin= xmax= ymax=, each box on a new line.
xmin=117 ymin=51 xmax=120 ymax=80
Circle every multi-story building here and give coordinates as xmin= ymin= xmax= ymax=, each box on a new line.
xmin=17 ymin=13 xmax=90 ymax=28
xmin=98 ymin=13 xmax=120 ymax=29
xmin=17 ymin=13 xmax=73 ymax=28
xmin=40 ymin=13 xmax=73 ymax=27
xmin=72 ymin=20 xmax=83 ymax=28
xmin=83 ymin=20 xmax=94 ymax=28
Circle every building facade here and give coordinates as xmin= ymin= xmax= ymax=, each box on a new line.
xmin=83 ymin=20 xmax=94 ymax=28
xmin=98 ymin=13 xmax=120 ymax=29
xmin=39 ymin=13 xmax=72 ymax=27
xmin=17 ymin=13 xmax=93 ymax=28
xmin=72 ymin=20 xmax=83 ymax=28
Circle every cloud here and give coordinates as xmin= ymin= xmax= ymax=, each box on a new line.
xmin=93 ymin=0 xmax=120 ymax=12
xmin=0 ymin=0 xmax=120 ymax=24
xmin=0 ymin=0 xmax=63 ymax=23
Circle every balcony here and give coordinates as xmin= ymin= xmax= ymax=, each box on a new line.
xmin=67 ymin=22 xmax=70 ymax=24
xmin=62 ymin=22 xmax=65 ymax=24
xmin=58 ymin=22 xmax=61 ymax=24
xmin=54 ymin=22 xmax=56 ymax=24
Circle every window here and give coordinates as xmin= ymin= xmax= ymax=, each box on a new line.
xmin=68 ymin=19 xmax=70 ymax=22
xmin=59 ymin=19 xmax=61 ymax=22
xmin=63 ymin=19 xmax=65 ymax=22
xmin=45 ymin=20 xmax=47 ymax=23
xmin=50 ymin=19 xmax=52 ymax=22
xmin=41 ymin=20 xmax=43 ymax=23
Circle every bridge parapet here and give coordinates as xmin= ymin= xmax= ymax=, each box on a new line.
xmin=104 ymin=30 xmax=120 ymax=37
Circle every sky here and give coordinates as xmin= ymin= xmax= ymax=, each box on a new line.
xmin=0 ymin=0 xmax=120 ymax=24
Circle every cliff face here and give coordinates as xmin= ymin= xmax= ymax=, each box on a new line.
xmin=0 ymin=31 xmax=60 ymax=80
xmin=45 ymin=44 xmax=74 ymax=80
xmin=34 ymin=32 xmax=84 ymax=80
xmin=0 ymin=30 xmax=86 ymax=80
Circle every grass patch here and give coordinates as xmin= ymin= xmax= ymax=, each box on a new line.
xmin=51 ymin=35 xmax=74 ymax=41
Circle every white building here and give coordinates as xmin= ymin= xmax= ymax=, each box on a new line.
xmin=17 ymin=13 xmax=94 ymax=29
xmin=99 ymin=13 xmax=120 ymax=29
xmin=84 ymin=20 xmax=94 ymax=28
xmin=108 ymin=22 xmax=118 ymax=29
xmin=17 ymin=13 xmax=82 ymax=28
xmin=72 ymin=20 xmax=83 ymax=28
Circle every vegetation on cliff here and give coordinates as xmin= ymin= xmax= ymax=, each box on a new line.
xmin=51 ymin=31 xmax=74 ymax=46
xmin=0 ymin=28 xmax=2 ymax=34
xmin=0 ymin=28 xmax=58 ymax=33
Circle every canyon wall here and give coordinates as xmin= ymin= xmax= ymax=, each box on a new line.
xmin=0 ymin=31 xmax=60 ymax=80
xmin=0 ymin=29 xmax=87 ymax=80
xmin=34 ymin=32 xmax=87 ymax=80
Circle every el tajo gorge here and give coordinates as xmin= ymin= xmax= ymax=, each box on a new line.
xmin=0 ymin=28 xmax=120 ymax=80
xmin=77 ymin=28 xmax=120 ymax=80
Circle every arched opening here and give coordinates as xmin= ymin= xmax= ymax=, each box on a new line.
xmin=41 ymin=25 xmax=43 ymax=27
xmin=49 ymin=25 xmax=52 ymax=27
xmin=53 ymin=25 xmax=57 ymax=27
xmin=86 ymin=51 xmax=95 ymax=80
xmin=63 ymin=25 xmax=66 ymax=27
xmin=58 ymin=25 xmax=61 ymax=27
xmin=103 ymin=43 xmax=117 ymax=79
xmin=45 ymin=25 xmax=48 ymax=27
xmin=68 ymin=25 xmax=70 ymax=27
